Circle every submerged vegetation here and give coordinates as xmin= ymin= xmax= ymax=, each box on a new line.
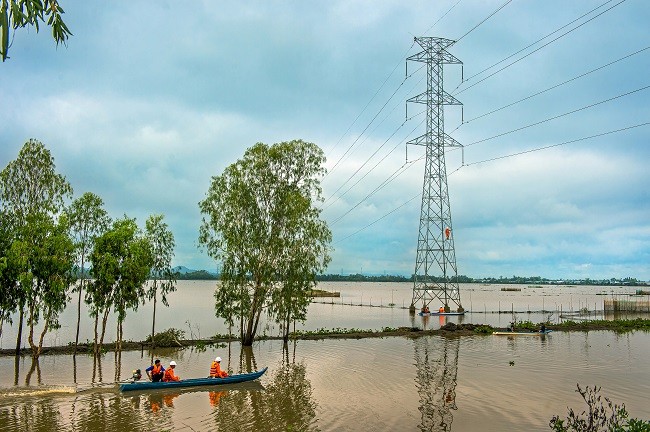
xmin=553 ymin=318 xmax=650 ymax=332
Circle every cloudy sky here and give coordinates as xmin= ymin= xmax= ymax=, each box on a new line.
xmin=1 ymin=0 xmax=648 ymax=280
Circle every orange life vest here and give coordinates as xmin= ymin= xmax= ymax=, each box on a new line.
xmin=210 ymin=361 xmax=228 ymax=378
xmin=163 ymin=368 xmax=180 ymax=382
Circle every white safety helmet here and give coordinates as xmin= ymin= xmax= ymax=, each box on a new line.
xmin=215 ymin=356 xmax=222 ymax=362
xmin=169 ymin=360 xmax=177 ymax=366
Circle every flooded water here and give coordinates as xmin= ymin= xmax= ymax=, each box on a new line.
xmin=1 ymin=282 xmax=648 ymax=431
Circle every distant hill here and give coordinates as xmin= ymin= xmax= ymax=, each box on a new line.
xmin=173 ymin=266 xmax=196 ymax=274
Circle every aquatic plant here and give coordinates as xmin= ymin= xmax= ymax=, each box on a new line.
xmin=549 ymin=384 xmax=650 ymax=431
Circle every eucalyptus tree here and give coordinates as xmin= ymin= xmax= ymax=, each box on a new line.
xmin=1 ymin=0 xmax=72 ymax=62
xmin=88 ymin=217 xmax=152 ymax=353
xmin=66 ymin=192 xmax=110 ymax=354
xmin=144 ymin=214 xmax=177 ymax=349
xmin=0 ymin=139 xmax=73 ymax=355
xmin=22 ymin=212 xmax=75 ymax=358
xmin=199 ymin=139 xmax=331 ymax=346
xmin=0 ymin=210 xmax=19 ymax=338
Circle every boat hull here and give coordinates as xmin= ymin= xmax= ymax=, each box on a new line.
xmin=492 ymin=330 xmax=552 ymax=336
xmin=119 ymin=367 xmax=267 ymax=392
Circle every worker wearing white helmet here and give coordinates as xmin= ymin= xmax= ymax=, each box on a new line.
xmin=163 ymin=360 xmax=180 ymax=382
xmin=209 ymin=356 xmax=229 ymax=378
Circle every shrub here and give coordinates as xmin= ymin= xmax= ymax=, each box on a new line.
xmin=549 ymin=384 xmax=650 ymax=431
xmin=145 ymin=328 xmax=185 ymax=347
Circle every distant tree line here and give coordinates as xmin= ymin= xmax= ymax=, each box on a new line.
xmin=179 ymin=271 xmax=646 ymax=286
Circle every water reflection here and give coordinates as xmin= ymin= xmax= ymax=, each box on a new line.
xmin=209 ymin=342 xmax=319 ymax=431
xmin=0 ymin=398 xmax=64 ymax=432
xmin=413 ymin=337 xmax=460 ymax=431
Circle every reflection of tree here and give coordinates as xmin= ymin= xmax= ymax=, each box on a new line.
xmin=413 ymin=336 xmax=460 ymax=432
xmin=72 ymin=392 xmax=173 ymax=431
xmin=209 ymin=342 xmax=319 ymax=431
xmin=0 ymin=399 xmax=64 ymax=431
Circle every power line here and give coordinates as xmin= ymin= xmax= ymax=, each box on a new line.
xmin=330 ymin=155 xmax=424 ymax=226
xmin=464 ymin=84 xmax=650 ymax=148
xmin=453 ymin=0 xmax=628 ymax=96
xmin=324 ymin=40 xmax=416 ymax=161
xmin=333 ymin=192 xmax=421 ymax=245
xmin=465 ymin=121 xmax=650 ymax=166
xmin=422 ymin=0 xmax=463 ymax=36
xmin=455 ymin=0 xmax=512 ymax=44
xmin=459 ymin=45 xmax=650 ymax=126
xmin=322 ymin=113 xmax=425 ymax=210
xmin=460 ymin=0 xmax=618 ymax=85
xmin=326 ymin=64 xmax=423 ymax=178
xmin=335 ymin=121 xmax=650 ymax=243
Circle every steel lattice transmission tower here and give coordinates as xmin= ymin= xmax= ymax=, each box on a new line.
xmin=407 ymin=36 xmax=464 ymax=314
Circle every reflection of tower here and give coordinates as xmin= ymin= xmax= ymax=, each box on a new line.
xmin=407 ymin=36 xmax=464 ymax=314
xmin=413 ymin=337 xmax=460 ymax=431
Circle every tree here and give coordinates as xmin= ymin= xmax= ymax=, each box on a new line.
xmin=0 ymin=139 xmax=72 ymax=355
xmin=1 ymin=0 xmax=72 ymax=62
xmin=66 ymin=192 xmax=110 ymax=354
xmin=0 ymin=210 xmax=20 ymax=339
xmin=21 ymin=212 xmax=75 ymax=358
xmin=88 ymin=217 xmax=152 ymax=354
xmin=199 ymin=139 xmax=331 ymax=346
xmin=144 ymin=214 xmax=177 ymax=350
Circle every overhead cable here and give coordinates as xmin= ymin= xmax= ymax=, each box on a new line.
xmin=465 ymin=84 xmax=650 ymax=148
xmin=460 ymin=45 xmax=650 ymax=126
xmin=466 ymin=121 xmax=650 ymax=166
xmin=453 ymin=0 xmax=628 ymax=96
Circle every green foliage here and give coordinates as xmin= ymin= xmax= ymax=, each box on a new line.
xmin=0 ymin=139 xmax=74 ymax=357
xmin=554 ymin=318 xmax=650 ymax=332
xmin=88 ymin=216 xmax=153 ymax=350
xmin=144 ymin=214 xmax=177 ymax=348
xmin=0 ymin=0 xmax=72 ymax=62
xmin=145 ymin=328 xmax=185 ymax=347
xmin=66 ymin=192 xmax=110 ymax=350
xmin=473 ymin=325 xmax=494 ymax=334
xmin=550 ymin=384 xmax=650 ymax=431
xmin=199 ymin=140 xmax=332 ymax=346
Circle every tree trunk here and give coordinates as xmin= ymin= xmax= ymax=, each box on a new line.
xmin=151 ymin=292 xmax=157 ymax=350
xmin=74 ymin=270 xmax=85 ymax=354
xmin=15 ymin=307 xmax=24 ymax=356
xmin=98 ymin=308 xmax=109 ymax=355
xmin=93 ymin=314 xmax=99 ymax=355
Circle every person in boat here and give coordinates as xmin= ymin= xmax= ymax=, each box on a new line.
xmin=146 ymin=359 xmax=165 ymax=382
xmin=163 ymin=361 xmax=181 ymax=382
xmin=509 ymin=322 xmax=515 ymax=332
xmin=438 ymin=306 xmax=445 ymax=313
xmin=209 ymin=356 xmax=229 ymax=378
xmin=131 ymin=369 xmax=142 ymax=382
xmin=540 ymin=323 xmax=547 ymax=333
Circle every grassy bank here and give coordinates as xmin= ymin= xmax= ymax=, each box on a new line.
xmin=2 ymin=319 xmax=649 ymax=357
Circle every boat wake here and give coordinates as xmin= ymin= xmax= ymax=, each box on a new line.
xmin=0 ymin=386 xmax=77 ymax=398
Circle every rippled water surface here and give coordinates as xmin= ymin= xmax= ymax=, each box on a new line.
xmin=1 ymin=282 xmax=649 ymax=431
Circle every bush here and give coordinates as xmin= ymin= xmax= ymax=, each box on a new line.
xmin=145 ymin=328 xmax=185 ymax=347
xmin=550 ymin=384 xmax=650 ymax=431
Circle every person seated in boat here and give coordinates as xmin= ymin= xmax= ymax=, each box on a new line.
xmin=540 ymin=323 xmax=546 ymax=333
xmin=209 ymin=356 xmax=229 ymax=378
xmin=146 ymin=359 xmax=165 ymax=382
xmin=509 ymin=322 xmax=515 ymax=332
xmin=131 ymin=369 xmax=142 ymax=382
xmin=163 ymin=361 xmax=181 ymax=382
xmin=438 ymin=306 xmax=445 ymax=313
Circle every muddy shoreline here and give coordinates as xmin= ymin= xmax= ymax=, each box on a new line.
xmin=3 ymin=320 xmax=648 ymax=357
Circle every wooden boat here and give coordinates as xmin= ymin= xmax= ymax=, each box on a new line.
xmin=492 ymin=330 xmax=552 ymax=336
xmin=119 ymin=367 xmax=268 ymax=392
